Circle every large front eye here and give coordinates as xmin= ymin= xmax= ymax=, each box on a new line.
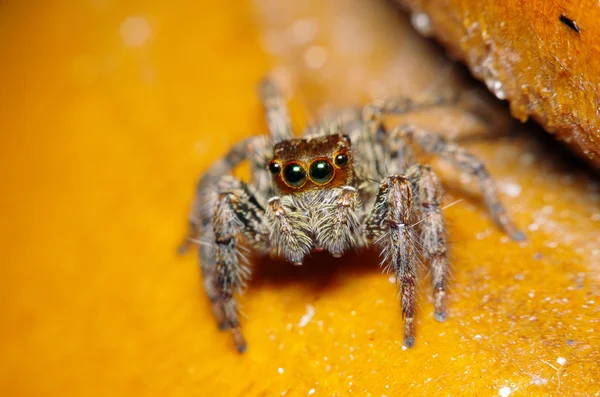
xmin=283 ymin=163 xmax=307 ymax=187
xmin=309 ymin=160 xmax=334 ymax=184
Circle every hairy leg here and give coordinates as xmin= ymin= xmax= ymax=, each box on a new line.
xmin=211 ymin=177 xmax=270 ymax=352
xmin=365 ymin=175 xmax=419 ymax=347
xmin=391 ymin=125 xmax=526 ymax=241
xmin=179 ymin=137 xmax=265 ymax=254
xmin=179 ymin=137 xmax=270 ymax=352
xmin=405 ymin=165 xmax=449 ymax=321
xmin=362 ymin=90 xmax=459 ymax=125
xmin=357 ymin=91 xmax=456 ymax=179
xmin=314 ymin=186 xmax=364 ymax=257
xmin=266 ymin=196 xmax=313 ymax=265
xmin=259 ymin=78 xmax=293 ymax=143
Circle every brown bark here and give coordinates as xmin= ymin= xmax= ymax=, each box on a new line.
xmin=398 ymin=0 xmax=600 ymax=167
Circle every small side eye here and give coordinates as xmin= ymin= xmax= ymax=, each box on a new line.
xmin=283 ymin=163 xmax=307 ymax=187
xmin=268 ymin=161 xmax=281 ymax=174
xmin=334 ymin=153 xmax=349 ymax=167
xmin=309 ymin=160 xmax=334 ymax=184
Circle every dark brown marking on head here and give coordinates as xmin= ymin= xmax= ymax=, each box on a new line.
xmin=268 ymin=134 xmax=354 ymax=194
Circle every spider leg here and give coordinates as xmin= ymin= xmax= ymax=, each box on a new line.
xmin=179 ymin=137 xmax=262 ymax=255
xmin=212 ymin=177 xmax=269 ymax=352
xmin=405 ymin=165 xmax=449 ymax=322
xmin=259 ymin=78 xmax=293 ymax=143
xmin=365 ymin=176 xmax=419 ymax=347
xmin=362 ymin=91 xmax=459 ymax=124
xmin=358 ymin=91 xmax=456 ymax=179
xmin=266 ymin=196 xmax=313 ymax=265
xmin=180 ymin=137 xmax=271 ymax=352
xmin=314 ymin=186 xmax=364 ymax=257
xmin=391 ymin=125 xmax=526 ymax=241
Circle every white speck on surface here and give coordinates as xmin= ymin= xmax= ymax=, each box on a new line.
xmin=303 ymin=46 xmax=327 ymax=69
xmin=501 ymin=182 xmax=522 ymax=197
xmin=401 ymin=345 xmax=407 ymax=351
xmin=411 ymin=12 xmax=433 ymax=36
xmin=473 ymin=334 xmax=482 ymax=340
xmin=278 ymin=367 xmax=284 ymax=374
xmin=544 ymin=240 xmax=558 ymax=249
xmin=120 ymin=16 xmax=151 ymax=47
xmin=499 ymin=386 xmax=512 ymax=397
xmin=492 ymin=80 xmax=506 ymax=99
xmin=557 ymin=357 xmax=567 ymax=366
xmin=308 ymin=388 xmax=315 ymax=395
xmin=475 ymin=228 xmax=492 ymax=240
xmin=388 ymin=275 xmax=397 ymax=284
xmin=298 ymin=304 xmax=316 ymax=327
xmin=529 ymin=374 xmax=548 ymax=385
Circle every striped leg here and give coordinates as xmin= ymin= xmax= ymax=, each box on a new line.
xmin=392 ymin=125 xmax=526 ymax=241
xmin=405 ymin=165 xmax=449 ymax=321
xmin=366 ymin=176 xmax=419 ymax=347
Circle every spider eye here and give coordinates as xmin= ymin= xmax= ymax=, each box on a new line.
xmin=334 ymin=153 xmax=349 ymax=167
xmin=268 ymin=161 xmax=281 ymax=174
xmin=283 ymin=163 xmax=307 ymax=187
xmin=309 ymin=160 xmax=334 ymax=184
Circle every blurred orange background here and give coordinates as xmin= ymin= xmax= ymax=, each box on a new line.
xmin=1 ymin=1 xmax=599 ymax=396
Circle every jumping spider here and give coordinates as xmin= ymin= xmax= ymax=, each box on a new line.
xmin=180 ymin=79 xmax=525 ymax=352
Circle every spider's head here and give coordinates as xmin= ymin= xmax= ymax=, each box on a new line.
xmin=267 ymin=134 xmax=354 ymax=194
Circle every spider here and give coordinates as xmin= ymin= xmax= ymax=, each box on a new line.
xmin=179 ymin=79 xmax=525 ymax=353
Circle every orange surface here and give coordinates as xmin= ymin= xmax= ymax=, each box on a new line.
xmin=398 ymin=0 xmax=600 ymax=167
xmin=1 ymin=1 xmax=599 ymax=396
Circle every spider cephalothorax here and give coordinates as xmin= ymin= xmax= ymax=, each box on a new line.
xmin=180 ymin=79 xmax=525 ymax=352
xmin=268 ymin=134 xmax=354 ymax=193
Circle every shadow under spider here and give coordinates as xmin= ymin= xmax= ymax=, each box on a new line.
xmin=248 ymin=248 xmax=383 ymax=294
